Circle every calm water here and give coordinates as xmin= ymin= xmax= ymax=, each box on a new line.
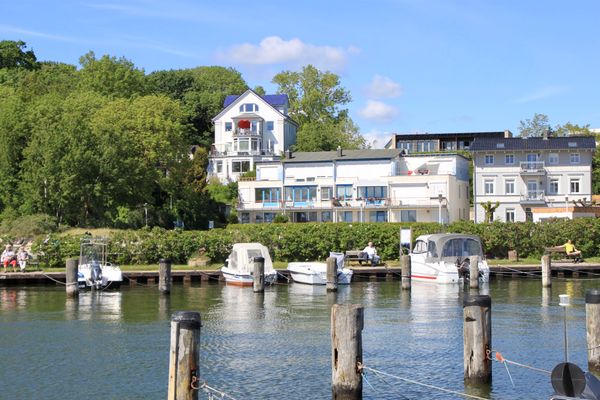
xmin=0 ymin=278 xmax=598 ymax=399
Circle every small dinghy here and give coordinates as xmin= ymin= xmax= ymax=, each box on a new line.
xmin=288 ymin=252 xmax=353 ymax=285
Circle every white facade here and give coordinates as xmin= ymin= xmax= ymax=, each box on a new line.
xmin=237 ymin=150 xmax=470 ymax=224
xmin=208 ymin=89 xmax=297 ymax=182
xmin=472 ymin=137 xmax=595 ymax=222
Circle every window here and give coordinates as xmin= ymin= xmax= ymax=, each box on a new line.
xmin=342 ymin=211 xmax=353 ymax=222
xmin=336 ymin=185 xmax=353 ymax=201
xmin=549 ymin=153 xmax=559 ymax=165
xmin=505 ymin=154 xmax=514 ymax=165
xmin=240 ymin=103 xmax=258 ymax=112
xmin=369 ymin=211 xmax=387 ymax=222
xmin=266 ymin=121 xmax=274 ymax=131
xmin=321 ymin=186 xmax=333 ymax=200
xmin=232 ymin=160 xmax=250 ymax=173
xmin=484 ymin=155 xmax=494 ymax=165
xmin=570 ymin=153 xmax=580 ymax=164
xmin=413 ymin=240 xmax=427 ymax=254
xmin=525 ymin=208 xmax=533 ymax=222
xmin=240 ymin=213 xmax=250 ymax=224
xmin=215 ymin=160 xmax=223 ymax=174
xmin=264 ymin=213 xmax=275 ymax=223
xmin=255 ymin=214 xmax=263 ymax=223
xmin=285 ymin=186 xmax=317 ymax=203
xmin=505 ymin=179 xmax=515 ymax=194
xmin=321 ymin=211 xmax=332 ymax=222
xmin=526 ymin=153 xmax=539 ymax=162
xmin=506 ymin=209 xmax=515 ymax=222
xmin=358 ymin=186 xmax=387 ymax=200
xmin=225 ymin=122 xmax=232 ymax=131
xmin=255 ymin=188 xmax=281 ymax=203
xmin=570 ymin=179 xmax=580 ymax=194
xmin=549 ymin=179 xmax=559 ymax=195
xmin=401 ymin=210 xmax=417 ymax=222
xmin=484 ymin=179 xmax=494 ymax=195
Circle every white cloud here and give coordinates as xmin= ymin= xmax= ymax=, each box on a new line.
xmin=362 ymin=129 xmax=394 ymax=149
xmin=514 ymin=85 xmax=569 ymax=104
xmin=216 ymin=36 xmax=357 ymax=71
xmin=358 ymin=100 xmax=399 ymax=122
xmin=365 ymin=75 xmax=402 ymax=98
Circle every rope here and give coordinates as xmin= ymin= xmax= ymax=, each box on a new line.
xmin=359 ymin=363 xmax=490 ymax=400
xmin=41 ymin=273 xmax=67 ymax=286
xmin=276 ymin=270 xmax=290 ymax=283
xmin=488 ymin=351 xmax=551 ymax=375
xmin=191 ymin=376 xmax=238 ymax=400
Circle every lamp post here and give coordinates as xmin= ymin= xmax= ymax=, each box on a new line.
xmin=438 ymin=193 xmax=443 ymax=224
xmin=144 ymin=203 xmax=148 ymax=227
xmin=565 ymin=196 xmax=569 ymax=217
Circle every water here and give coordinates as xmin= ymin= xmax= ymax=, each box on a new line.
xmin=0 ymin=278 xmax=597 ymax=399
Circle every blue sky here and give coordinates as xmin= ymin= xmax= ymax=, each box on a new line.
xmin=2 ymin=0 xmax=599 ymax=147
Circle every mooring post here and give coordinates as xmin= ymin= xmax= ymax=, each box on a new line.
xmin=65 ymin=257 xmax=79 ymax=298
xmin=469 ymin=255 xmax=479 ymax=289
xmin=586 ymin=289 xmax=600 ymax=373
xmin=542 ymin=255 xmax=552 ymax=288
xmin=401 ymin=254 xmax=411 ymax=290
xmin=253 ymin=256 xmax=265 ymax=293
xmin=168 ymin=311 xmax=201 ymax=400
xmin=463 ymin=295 xmax=492 ymax=384
xmin=159 ymin=259 xmax=172 ymax=294
xmin=327 ymin=256 xmax=338 ymax=292
xmin=331 ymin=304 xmax=363 ymax=399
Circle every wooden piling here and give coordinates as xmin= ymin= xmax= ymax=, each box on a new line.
xmin=469 ymin=255 xmax=479 ymax=289
xmin=586 ymin=289 xmax=600 ymax=373
xmin=129 ymin=276 xmax=137 ymax=286
xmin=159 ymin=259 xmax=172 ymax=294
xmin=327 ymin=256 xmax=338 ymax=292
xmin=401 ymin=255 xmax=411 ymax=290
xmin=168 ymin=311 xmax=201 ymax=400
xmin=253 ymin=257 xmax=265 ymax=293
xmin=65 ymin=257 xmax=79 ymax=298
xmin=331 ymin=304 xmax=363 ymax=399
xmin=542 ymin=255 xmax=552 ymax=288
xmin=463 ymin=295 xmax=492 ymax=384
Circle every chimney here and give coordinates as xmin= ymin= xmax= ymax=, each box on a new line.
xmin=503 ymin=129 xmax=512 ymax=138
xmin=285 ymin=149 xmax=292 ymax=159
xmin=542 ymin=128 xmax=549 ymax=140
xmin=337 ymin=145 xmax=342 ymax=157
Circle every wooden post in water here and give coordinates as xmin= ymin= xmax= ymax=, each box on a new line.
xmin=168 ymin=311 xmax=201 ymax=400
xmin=542 ymin=255 xmax=552 ymax=288
xmin=331 ymin=304 xmax=363 ymax=399
xmin=159 ymin=259 xmax=172 ymax=294
xmin=327 ymin=256 xmax=338 ymax=292
xmin=586 ymin=289 xmax=600 ymax=373
xmin=65 ymin=257 xmax=79 ymax=298
xmin=401 ymin=254 xmax=411 ymax=291
xmin=253 ymin=256 xmax=265 ymax=293
xmin=469 ymin=255 xmax=479 ymax=289
xmin=463 ymin=295 xmax=492 ymax=384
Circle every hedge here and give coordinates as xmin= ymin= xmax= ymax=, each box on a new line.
xmin=24 ymin=218 xmax=600 ymax=267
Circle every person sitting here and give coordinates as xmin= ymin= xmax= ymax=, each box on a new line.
xmin=17 ymin=247 xmax=29 ymax=272
xmin=2 ymin=245 xmax=17 ymax=273
xmin=362 ymin=241 xmax=381 ymax=266
xmin=563 ymin=239 xmax=583 ymax=263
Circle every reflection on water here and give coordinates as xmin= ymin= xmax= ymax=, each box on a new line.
xmin=0 ymin=278 xmax=597 ymax=399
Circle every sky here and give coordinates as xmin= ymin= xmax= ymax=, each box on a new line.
xmin=2 ymin=0 xmax=600 ymax=148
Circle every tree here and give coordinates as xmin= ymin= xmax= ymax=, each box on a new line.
xmin=78 ymin=51 xmax=147 ymax=98
xmin=553 ymin=122 xmax=593 ymax=137
xmin=481 ymin=201 xmax=500 ymax=223
xmin=0 ymin=40 xmax=38 ymax=70
xmin=518 ymin=113 xmax=551 ymax=138
xmin=272 ymin=65 xmax=365 ymax=151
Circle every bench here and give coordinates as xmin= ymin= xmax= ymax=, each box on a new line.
xmin=344 ymin=250 xmax=382 ymax=266
xmin=544 ymin=246 xmax=581 ymax=263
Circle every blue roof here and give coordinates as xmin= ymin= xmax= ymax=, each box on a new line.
xmin=223 ymin=93 xmax=288 ymax=108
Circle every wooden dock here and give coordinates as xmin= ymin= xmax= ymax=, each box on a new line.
xmin=0 ymin=262 xmax=599 ymax=286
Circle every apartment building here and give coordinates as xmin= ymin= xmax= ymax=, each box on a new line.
xmin=385 ymin=131 xmax=510 ymax=152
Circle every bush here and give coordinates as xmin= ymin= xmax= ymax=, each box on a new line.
xmin=0 ymin=213 xmax=58 ymax=238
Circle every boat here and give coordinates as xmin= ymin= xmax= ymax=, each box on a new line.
xmin=288 ymin=252 xmax=353 ymax=285
xmin=409 ymin=233 xmax=490 ymax=284
xmin=221 ymin=243 xmax=277 ymax=286
xmin=77 ymin=237 xmax=122 ymax=290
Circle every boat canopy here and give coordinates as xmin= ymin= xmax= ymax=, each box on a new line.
xmin=412 ymin=234 xmax=484 ymax=264
xmin=227 ymin=243 xmax=275 ymax=274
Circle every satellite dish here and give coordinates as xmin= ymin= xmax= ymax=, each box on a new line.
xmin=551 ymin=362 xmax=586 ymax=398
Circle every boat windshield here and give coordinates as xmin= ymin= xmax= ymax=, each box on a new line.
xmin=441 ymin=238 xmax=482 ymax=258
xmin=228 ymin=250 xmax=238 ymax=269
xmin=247 ymin=249 xmax=263 ymax=260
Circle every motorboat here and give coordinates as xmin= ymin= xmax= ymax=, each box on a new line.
xmin=77 ymin=237 xmax=122 ymax=290
xmin=288 ymin=252 xmax=353 ymax=285
xmin=409 ymin=233 xmax=490 ymax=284
xmin=221 ymin=243 xmax=277 ymax=286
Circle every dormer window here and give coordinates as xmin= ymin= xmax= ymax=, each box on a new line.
xmin=240 ymin=103 xmax=259 ymax=113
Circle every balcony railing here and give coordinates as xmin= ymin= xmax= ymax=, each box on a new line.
xmin=209 ymin=149 xmax=275 ymax=157
xmin=520 ymin=161 xmax=546 ymax=174
xmin=237 ymin=196 xmax=449 ymax=210
xmin=232 ymin=128 xmax=261 ymax=137
xmin=520 ymin=190 xmax=545 ymax=204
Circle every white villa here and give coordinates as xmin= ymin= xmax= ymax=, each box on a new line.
xmin=236 ymin=148 xmax=471 ymax=224
xmin=471 ymin=135 xmax=596 ymax=222
xmin=208 ymin=89 xmax=298 ymax=183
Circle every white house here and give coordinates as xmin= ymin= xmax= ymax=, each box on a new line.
xmin=471 ymin=136 xmax=596 ymax=222
xmin=208 ymin=89 xmax=298 ymax=182
xmin=237 ymin=148 xmax=471 ymax=224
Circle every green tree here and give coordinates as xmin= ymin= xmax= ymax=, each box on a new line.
xmin=481 ymin=201 xmax=500 ymax=223
xmin=553 ymin=122 xmax=593 ymax=136
xmin=272 ymin=64 xmax=365 ymax=151
xmin=518 ymin=113 xmax=552 ymax=138
xmin=78 ymin=51 xmax=147 ymax=98
xmin=0 ymin=40 xmax=38 ymax=70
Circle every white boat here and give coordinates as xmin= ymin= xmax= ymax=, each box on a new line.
xmin=77 ymin=237 xmax=122 ymax=290
xmin=221 ymin=243 xmax=277 ymax=286
xmin=409 ymin=234 xmax=490 ymax=284
xmin=288 ymin=252 xmax=353 ymax=285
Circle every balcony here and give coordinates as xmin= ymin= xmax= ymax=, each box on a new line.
xmin=209 ymin=149 xmax=275 ymax=157
xmin=520 ymin=161 xmax=546 ymax=175
xmin=232 ymin=128 xmax=262 ymax=137
xmin=520 ymin=190 xmax=546 ymax=204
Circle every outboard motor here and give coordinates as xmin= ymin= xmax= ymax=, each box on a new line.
xmin=90 ymin=261 xmax=103 ymax=289
xmin=457 ymin=258 xmax=470 ymax=280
